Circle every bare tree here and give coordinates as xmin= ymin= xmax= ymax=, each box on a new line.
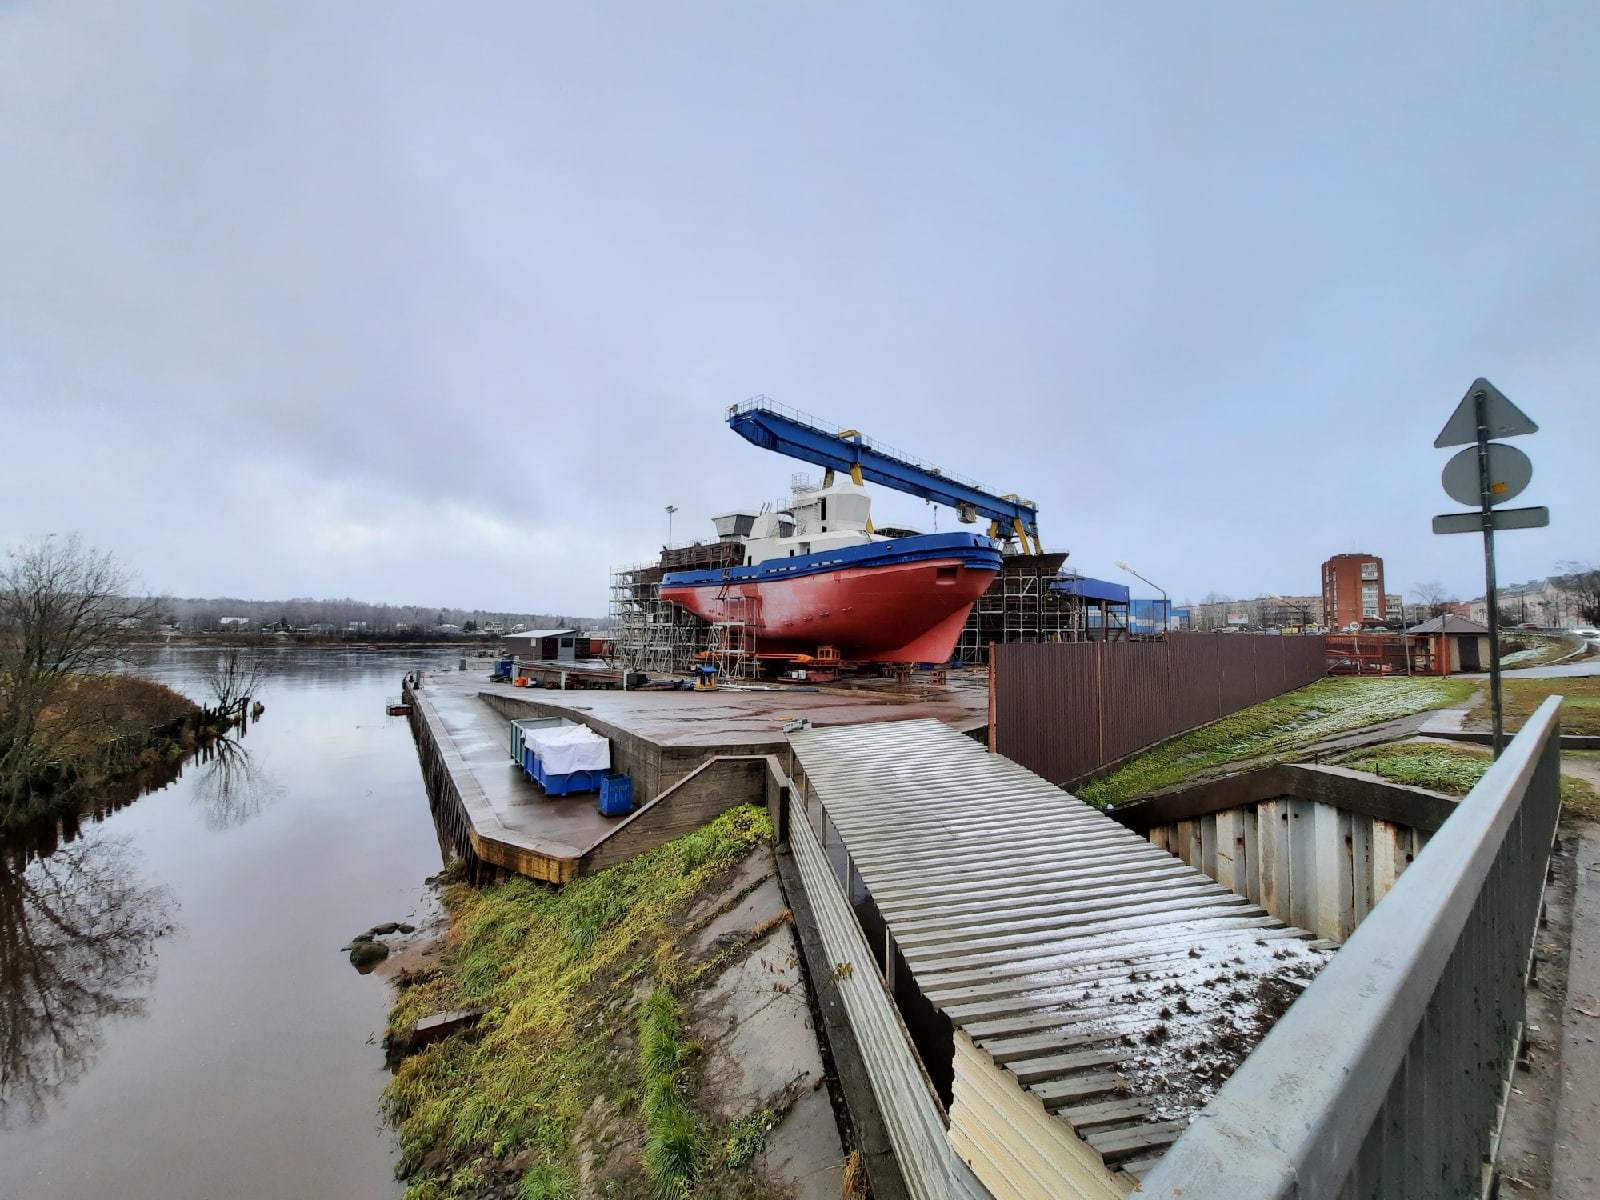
xmin=0 ymin=536 xmax=152 ymax=807
xmin=1555 ymin=561 xmax=1600 ymax=626
xmin=1410 ymin=580 xmax=1453 ymax=619
xmin=202 ymin=648 xmax=270 ymax=716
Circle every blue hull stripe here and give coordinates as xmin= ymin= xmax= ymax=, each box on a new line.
xmin=662 ymin=532 xmax=1001 ymax=588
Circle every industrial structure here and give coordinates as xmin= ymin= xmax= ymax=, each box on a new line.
xmin=611 ymin=398 xmax=1141 ymax=678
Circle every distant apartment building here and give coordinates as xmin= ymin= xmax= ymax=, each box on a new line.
xmin=1469 ymin=577 xmax=1585 ymax=627
xmin=1185 ymin=594 xmax=1322 ymax=631
xmin=1322 ymin=553 xmax=1385 ymax=629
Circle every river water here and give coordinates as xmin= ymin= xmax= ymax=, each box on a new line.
xmin=0 ymin=648 xmax=454 ymax=1200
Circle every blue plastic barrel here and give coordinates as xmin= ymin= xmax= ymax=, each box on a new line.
xmin=598 ymin=774 xmax=634 ymax=816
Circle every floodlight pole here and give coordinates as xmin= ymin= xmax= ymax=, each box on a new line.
xmin=1115 ymin=560 xmax=1169 ymax=638
xmin=1474 ymin=389 xmax=1505 ymax=756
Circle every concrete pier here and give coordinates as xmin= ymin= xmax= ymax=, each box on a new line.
xmin=404 ymin=667 xmax=987 ymax=882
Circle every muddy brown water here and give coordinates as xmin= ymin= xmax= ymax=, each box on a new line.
xmin=0 ymin=647 xmax=454 ymax=1200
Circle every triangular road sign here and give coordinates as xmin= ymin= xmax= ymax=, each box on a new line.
xmin=1434 ymin=377 xmax=1538 ymax=447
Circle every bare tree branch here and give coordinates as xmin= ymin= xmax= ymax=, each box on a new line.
xmin=0 ymin=536 xmax=153 ymax=807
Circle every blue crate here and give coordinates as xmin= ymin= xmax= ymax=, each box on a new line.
xmin=598 ymin=774 xmax=634 ymax=817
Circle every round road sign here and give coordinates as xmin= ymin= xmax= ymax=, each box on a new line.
xmin=1441 ymin=442 xmax=1532 ymax=508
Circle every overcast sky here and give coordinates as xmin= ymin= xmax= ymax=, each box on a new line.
xmin=4 ymin=3 xmax=1596 ymax=615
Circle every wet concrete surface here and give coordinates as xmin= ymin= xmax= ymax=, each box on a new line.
xmin=689 ymin=846 xmax=844 ymax=1199
xmin=448 ymin=667 xmax=989 ymax=748
xmin=420 ymin=675 xmax=617 ymax=858
xmin=0 ymin=647 xmax=454 ymax=1200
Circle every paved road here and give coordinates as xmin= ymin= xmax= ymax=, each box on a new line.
xmin=1461 ymin=659 xmax=1600 ymax=680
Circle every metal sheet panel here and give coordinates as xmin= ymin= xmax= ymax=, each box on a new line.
xmin=788 ymin=791 xmax=989 ymax=1200
xmin=993 ymin=634 xmax=1327 ymax=787
xmin=788 ymin=719 xmax=1331 ymax=1183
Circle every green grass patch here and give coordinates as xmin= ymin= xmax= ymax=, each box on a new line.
xmin=721 ymin=1108 xmax=778 ymax=1170
xmin=1336 ymin=741 xmax=1600 ymax=819
xmin=383 ymin=804 xmax=771 ymax=1199
xmin=639 ymin=987 xmax=703 ymax=1198
xmin=1470 ymin=677 xmax=1600 ymax=737
xmin=1081 ymin=676 xmax=1476 ymax=807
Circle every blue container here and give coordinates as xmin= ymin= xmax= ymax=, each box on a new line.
xmin=598 ymin=774 xmax=634 ymax=817
xmin=492 ymin=657 xmax=514 ymax=682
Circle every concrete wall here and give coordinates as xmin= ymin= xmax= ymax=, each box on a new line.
xmin=1112 ymin=764 xmax=1456 ymax=944
xmin=582 ymin=755 xmax=777 ymax=873
xmin=478 ymin=691 xmax=773 ymax=803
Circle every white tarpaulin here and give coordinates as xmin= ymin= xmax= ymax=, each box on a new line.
xmin=526 ymin=724 xmax=610 ymax=774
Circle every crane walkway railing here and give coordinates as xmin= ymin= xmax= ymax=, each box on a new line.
xmin=1135 ymin=695 xmax=1564 ymax=1199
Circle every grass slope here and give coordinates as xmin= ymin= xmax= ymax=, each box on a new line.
xmin=1471 ymin=677 xmax=1600 ymax=736
xmin=1497 ymin=635 xmax=1576 ymax=669
xmin=1080 ymin=676 xmax=1476 ymax=807
xmin=384 ymin=804 xmax=774 ymax=1200
xmin=1337 ymin=741 xmax=1600 ymax=820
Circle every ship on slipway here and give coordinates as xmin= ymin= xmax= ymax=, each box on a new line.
xmin=659 ymin=400 xmax=1042 ymax=665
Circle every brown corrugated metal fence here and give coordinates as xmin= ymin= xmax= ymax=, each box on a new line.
xmin=992 ymin=633 xmax=1327 ymax=786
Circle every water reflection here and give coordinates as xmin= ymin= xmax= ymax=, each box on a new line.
xmin=0 ymin=831 xmax=176 ymax=1128
xmin=188 ymin=724 xmax=283 ymax=831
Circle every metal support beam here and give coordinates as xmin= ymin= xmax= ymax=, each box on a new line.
xmin=728 ymin=398 xmax=1039 ymax=542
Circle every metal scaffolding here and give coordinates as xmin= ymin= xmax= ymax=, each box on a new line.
xmin=706 ymin=586 xmax=759 ymax=681
xmin=956 ymin=553 xmax=1130 ymax=664
xmin=609 ymin=559 xmax=707 ymax=676
xmin=610 ymin=541 xmax=747 ymax=677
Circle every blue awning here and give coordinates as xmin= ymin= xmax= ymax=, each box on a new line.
xmin=1051 ymin=576 xmax=1130 ymax=604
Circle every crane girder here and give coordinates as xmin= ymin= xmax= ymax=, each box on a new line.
xmin=727 ymin=400 xmax=1040 ymax=545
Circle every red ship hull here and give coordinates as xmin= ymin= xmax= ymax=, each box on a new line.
xmin=661 ymin=556 xmax=995 ymax=663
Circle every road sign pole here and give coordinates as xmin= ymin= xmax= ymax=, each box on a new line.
xmin=1474 ymin=387 xmax=1505 ymax=756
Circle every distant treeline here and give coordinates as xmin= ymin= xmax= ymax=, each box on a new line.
xmin=123 ymin=596 xmax=612 ymax=637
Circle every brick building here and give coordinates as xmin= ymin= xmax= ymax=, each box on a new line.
xmin=1322 ymin=553 xmax=1385 ymax=630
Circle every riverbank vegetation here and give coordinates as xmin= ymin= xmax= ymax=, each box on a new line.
xmin=0 ymin=536 xmax=241 ymax=827
xmin=384 ymin=805 xmax=784 ymax=1199
xmin=1081 ymin=676 xmax=1477 ymax=806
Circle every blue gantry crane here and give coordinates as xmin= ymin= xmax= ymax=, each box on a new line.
xmin=726 ymin=397 xmax=1043 ymax=554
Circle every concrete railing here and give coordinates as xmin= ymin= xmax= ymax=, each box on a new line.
xmin=1135 ymin=697 xmax=1564 ymax=1199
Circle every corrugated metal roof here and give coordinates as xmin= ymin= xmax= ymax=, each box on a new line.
xmin=1050 ymin=575 xmax=1130 ymax=604
xmin=1407 ymin=614 xmax=1490 ymax=634
xmin=788 ymin=718 xmax=1333 ymax=1181
xmin=504 ymin=628 xmax=578 ymax=640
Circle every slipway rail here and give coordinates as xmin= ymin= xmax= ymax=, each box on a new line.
xmin=1136 ymin=696 xmax=1564 ymax=1199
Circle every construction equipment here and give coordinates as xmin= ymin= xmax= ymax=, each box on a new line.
xmin=727 ymin=397 xmax=1043 ymax=553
